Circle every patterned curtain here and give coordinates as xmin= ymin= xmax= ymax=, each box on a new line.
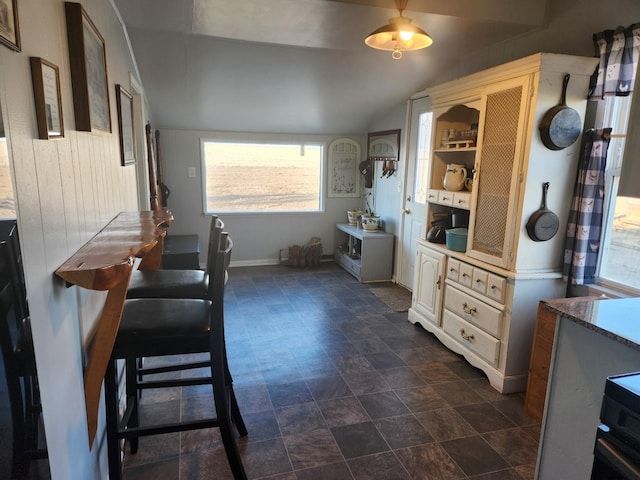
xmin=590 ymin=23 xmax=640 ymax=99
xmin=563 ymin=129 xmax=612 ymax=287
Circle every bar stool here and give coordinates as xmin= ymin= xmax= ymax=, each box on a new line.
xmin=105 ymin=232 xmax=247 ymax=480
xmin=126 ymin=215 xmax=223 ymax=300
xmin=0 ymin=239 xmax=47 ymax=479
xmin=127 ymin=215 xmax=223 ymax=381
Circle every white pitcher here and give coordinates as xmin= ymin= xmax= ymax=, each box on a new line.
xmin=443 ymin=164 xmax=467 ymax=191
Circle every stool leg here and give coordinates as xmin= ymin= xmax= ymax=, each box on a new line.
xmin=105 ymin=358 xmax=122 ymax=480
xmin=212 ymin=357 xmax=247 ymax=479
xmin=224 ymin=363 xmax=247 ymax=437
xmin=125 ymin=357 xmax=139 ymax=454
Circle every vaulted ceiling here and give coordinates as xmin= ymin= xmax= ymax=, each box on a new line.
xmin=114 ymin=0 xmax=550 ymax=134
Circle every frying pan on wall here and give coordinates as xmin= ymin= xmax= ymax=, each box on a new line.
xmin=539 ymin=74 xmax=582 ymax=150
xmin=526 ymin=182 xmax=559 ymax=242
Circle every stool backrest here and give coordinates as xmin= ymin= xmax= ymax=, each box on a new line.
xmin=209 ymin=232 xmax=232 ymax=302
xmin=0 ymin=240 xmax=34 ymax=373
xmin=205 ymin=216 xmax=224 ymax=275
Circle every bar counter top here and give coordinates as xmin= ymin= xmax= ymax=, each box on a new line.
xmin=543 ymin=295 xmax=640 ymax=352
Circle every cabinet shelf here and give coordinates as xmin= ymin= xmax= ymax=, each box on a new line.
xmin=434 ymin=147 xmax=477 ymax=153
xmin=334 ymin=223 xmax=393 ymax=282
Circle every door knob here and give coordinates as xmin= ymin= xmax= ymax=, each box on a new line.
xmin=402 ymin=208 xmax=411 ymax=214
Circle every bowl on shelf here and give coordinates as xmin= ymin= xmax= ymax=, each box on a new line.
xmin=347 ymin=209 xmax=363 ymax=225
xmin=361 ymin=215 xmax=380 ymax=232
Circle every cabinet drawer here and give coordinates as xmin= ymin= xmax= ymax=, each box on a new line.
xmin=445 ymin=286 xmax=503 ymax=338
xmin=447 ymin=258 xmax=460 ymax=282
xmin=426 ymin=189 xmax=439 ymax=203
xmin=453 ymin=192 xmax=471 ymax=209
xmin=486 ymin=273 xmax=506 ymax=303
xmin=443 ymin=310 xmax=500 ymax=367
xmin=472 ymin=269 xmax=488 ymax=295
xmin=335 ymin=252 xmax=361 ymax=278
xmin=458 ymin=263 xmax=473 ymax=288
xmin=438 ymin=190 xmax=454 ymax=206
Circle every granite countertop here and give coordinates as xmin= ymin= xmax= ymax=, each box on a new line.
xmin=543 ymin=296 xmax=640 ymax=351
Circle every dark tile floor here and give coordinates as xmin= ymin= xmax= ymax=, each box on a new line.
xmin=122 ymin=263 xmax=541 ymax=480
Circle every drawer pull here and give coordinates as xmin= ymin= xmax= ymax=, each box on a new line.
xmin=460 ymin=329 xmax=475 ymax=341
xmin=450 ymin=267 xmax=456 ymax=272
xmin=442 ymin=196 xmax=449 ymax=201
xmin=462 ymin=273 xmax=468 ymax=278
xmin=490 ymin=285 xmax=497 ymax=290
xmin=462 ymin=303 xmax=477 ymax=315
xmin=475 ymin=279 xmax=482 ymax=284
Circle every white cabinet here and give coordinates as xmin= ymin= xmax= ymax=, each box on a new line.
xmin=334 ymin=223 xmax=394 ymax=282
xmin=409 ymin=245 xmax=445 ymax=327
xmin=409 ymin=53 xmax=598 ymax=393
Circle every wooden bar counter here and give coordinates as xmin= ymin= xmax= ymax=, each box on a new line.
xmin=55 ymin=210 xmax=173 ymax=446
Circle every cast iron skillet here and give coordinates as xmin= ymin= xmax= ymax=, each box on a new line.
xmin=539 ymin=74 xmax=582 ymax=150
xmin=526 ymin=182 xmax=559 ymax=242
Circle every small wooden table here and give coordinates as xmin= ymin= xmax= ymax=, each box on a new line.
xmin=54 ymin=210 xmax=173 ymax=446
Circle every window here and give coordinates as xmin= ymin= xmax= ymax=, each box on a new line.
xmin=414 ymin=112 xmax=433 ymax=204
xmin=595 ymin=93 xmax=640 ymax=293
xmin=201 ymin=140 xmax=323 ymax=214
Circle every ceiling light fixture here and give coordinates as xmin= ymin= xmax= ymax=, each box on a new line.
xmin=364 ymin=0 xmax=433 ymax=60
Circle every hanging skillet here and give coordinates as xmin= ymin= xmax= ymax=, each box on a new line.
xmin=539 ymin=74 xmax=582 ymax=150
xmin=526 ymin=182 xmax=559 ymax=242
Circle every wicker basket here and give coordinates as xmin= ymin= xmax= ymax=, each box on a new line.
xmin=280 ymin=237 xmax=322 ymax=267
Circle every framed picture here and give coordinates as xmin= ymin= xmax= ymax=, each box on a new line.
xmin=115 ymin=84 xmax=135 ymax=165
xmin=65 ymin=2 xmax=111 ymax=133
xmin=328 ymin=138 xmax=361 ymax=197
xmin=30 ymin=57 xmax=64 ymax=139
xmin=0 ymin=0 xmax=20 ymax=51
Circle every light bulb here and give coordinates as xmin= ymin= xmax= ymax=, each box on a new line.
xmin=399 ymin=30 xmax=414 ymax=42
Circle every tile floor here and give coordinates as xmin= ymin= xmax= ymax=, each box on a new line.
xmin=122 ymin=263 xmax=541 ymax=480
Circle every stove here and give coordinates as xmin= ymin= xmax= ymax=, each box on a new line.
xmin=592 ymin=372 xmax=640 ymax=479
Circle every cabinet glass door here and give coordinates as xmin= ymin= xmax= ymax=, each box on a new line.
xmin=468 ymin=76 xmax=531 ymax=268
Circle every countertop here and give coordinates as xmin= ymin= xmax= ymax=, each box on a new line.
xmin=543 ymin=296 xmax=640 ymax=351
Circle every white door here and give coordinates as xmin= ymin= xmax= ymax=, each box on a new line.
xmin=397 ymin=96 xmax=433 ymax=289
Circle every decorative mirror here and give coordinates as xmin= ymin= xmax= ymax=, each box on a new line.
xmin=366 ymin=129 xmax=401 ymax=186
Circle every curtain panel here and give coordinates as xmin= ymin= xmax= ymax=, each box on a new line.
xmin=591 ymin=23 xmax=640 ymax=99
xmin=562 ymin=128 xmax=612 ymax=287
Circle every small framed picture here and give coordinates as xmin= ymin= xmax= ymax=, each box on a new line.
xmin=30 ymin=57 xmax=64 ymax=139
xmin=65 ymin=2 xmax=111 ymax=133
xmin=0 ymin=0 xmax=20 ymax=52
xmin=115 ymin=84 xmax=135 ymax=165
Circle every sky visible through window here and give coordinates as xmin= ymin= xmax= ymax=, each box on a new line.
xmin=203 ymin=141 xmax=322 ymax=213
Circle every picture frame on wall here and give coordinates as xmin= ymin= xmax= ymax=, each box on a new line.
xmin=65 ymin=2 xmax=111 ymax=133
xmin=30 ymin=57 xmax=64 ymax=139
xmin=328 ymin=138 xmax=361 ymax=198
xmin=116 ymin=84 xmax=135 ymax=165
xmin=0 ymin=0 xmax=20 ymax=52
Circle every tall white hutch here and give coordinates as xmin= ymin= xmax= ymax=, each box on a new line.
xmin=408 ymin=53 xmax=599 ymax=393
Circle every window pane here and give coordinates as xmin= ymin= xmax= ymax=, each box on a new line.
xmin=600 ymin=195 xmax=640 ymax=290
xmin=414 ymin=112 xmax=433 ymax=204
xmin=203 ymin=141 xmax=322 ymax=213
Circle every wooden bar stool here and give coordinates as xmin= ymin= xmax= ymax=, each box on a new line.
xmin=105 ymin=233 xmax=247 ymax=480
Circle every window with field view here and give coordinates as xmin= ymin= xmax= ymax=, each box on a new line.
xmin=201 ymin=141 xmax=323 ymax=213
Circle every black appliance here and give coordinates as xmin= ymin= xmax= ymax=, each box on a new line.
xmin=592 ymin=372 xmax=640 ymax=479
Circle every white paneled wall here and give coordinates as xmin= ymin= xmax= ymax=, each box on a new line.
xmin=0 ymin=1 xmax=143 ymax=478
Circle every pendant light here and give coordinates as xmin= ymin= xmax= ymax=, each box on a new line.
xmin=365 ymin=0 xmax=433 ymax=59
